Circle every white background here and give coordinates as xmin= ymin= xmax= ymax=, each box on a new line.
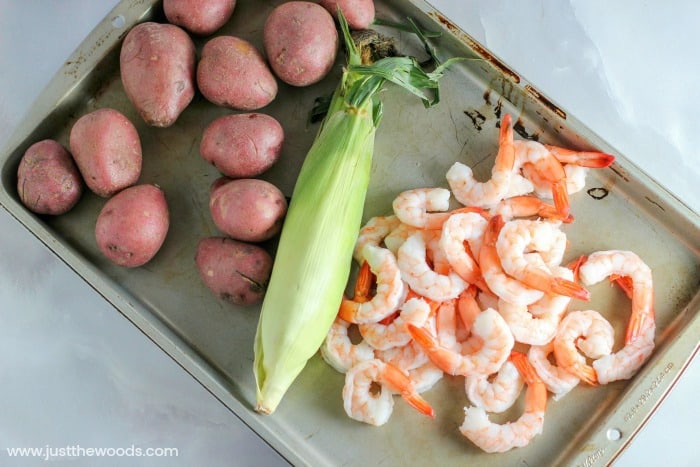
xmin=0 ymin=1 xmax=697 ymax=466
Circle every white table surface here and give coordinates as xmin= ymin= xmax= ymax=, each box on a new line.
xmin=1 ymin=1 xmax=698 ymax=466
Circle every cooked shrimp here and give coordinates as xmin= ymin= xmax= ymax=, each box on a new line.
xmin=496 ymin=265 xmax=573 ymax=345
xmin=439 ymin=212 xmax=489 ymax=288
xmin=408 ymin=307 xmax=514 ymax=377
xmin=479 ymin=215 xmax=546 ymax=306
xmin=374 ymin=315 xmax=436 ymax=371
xmin=339 ymin=245 xmax=406 ymax=324
xmin=527 ymin=163 xmax=589 ymax=197
xmin=447 ymin=114 xmax=516 ymax=208
xmin=513 ymin=140 xmax=570 ymax=219
xmin=384 ymin=222 xmax=423 ymax=257
xmin=459 ymin=351 xmax=547 ymax=453
xmin=353 ymin=215 xmax=402 ymax=262
xmin=320 ymin=317 xmax=375 ymax=373
xmin=342 ymin=359 xmax=435 ymax=426
xmin=528 ymin=342 xmax=579 ymax=400
xmin=496 ymin=218 xmax=590 ymax=301
xmin=592 ymin=323 xmax=655 ymax=385
xmin=359 ymin=297 xmax=435 ymax=351
xmin=435 ymin=289 xmax=482 ymax=353
xmin=397 ymin=232 xmax=468 ymax=301
xmin=392 ymin=187 xmax=451 ymax=229
xmin=577 ymin=250 xmax=654 ymax=344
xmin=491 ymin=195 xmax=573 ymax=224
xmin=465 ymin=360 xmax=524 ymax=413
xmin=543 ymin=144 xmax=615 ymax=168
xmin=553 ymin=309 xmax=615 ymax=385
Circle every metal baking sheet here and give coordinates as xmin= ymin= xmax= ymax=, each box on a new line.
xmin=1 ymin=1 xmax=698 ymax=465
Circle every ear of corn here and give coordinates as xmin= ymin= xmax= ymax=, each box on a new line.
xmin=253 ymin=11 xmax=461 ymax=414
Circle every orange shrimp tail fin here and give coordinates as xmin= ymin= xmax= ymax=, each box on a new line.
xmin=625 ymin=309 xmax=655 ymax=345
xmin=337 ymin=298 xmax=359 ymax=323
xmin=551 ymin=277 xmax=590 ymax=301
xmin=544 ymin=145 xmax=616 ymax=168
xmin=354 ymin=260 xmax=374 ymax=302
xmin=610 ymin=274 xmax=634 ymax=300
xmin=566 ymin=255 xmax=588 ymax=282
xmin=407 ymin=323 xmax=437 ymax=352
xmin=509 ymin=351 xmax=540 ymax=385
xmin=382 ymin=362 xmax=436 ymax=418
xmin=551 ymin=179 xmax=571 ymax=219
xmin=573 ymin=363 xmax=598 ymax=386
xmin=407 ymin=323 xmax=458 ymax=375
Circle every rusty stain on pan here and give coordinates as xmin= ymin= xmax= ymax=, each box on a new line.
xmin=524 ymin=84 xmax=567 ymax=119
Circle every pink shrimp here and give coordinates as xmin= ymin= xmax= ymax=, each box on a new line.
xmin=320 ymin=317 xmax=375 ymax=373
xmin=439 ymin=211 xmax=490 ymax=290
xmin=496 ymin=218 xmax=590 ymax=301
xmin=407 ymin=306 xmax=514 ymax=377
xmin=552 ymin=309 xmax=615 ymax=386
xmin=358 ymin=297 xmax=436 ymax=351
xmin=465 ymin=360 xmax=524 ymax=413
xmin=479 ymin=215 xmax=546 ymax=306
xmin=543 ymin=144 xmax=615 ymax=168
xmin=353 ymin=215 xmax=402 ymax=262
xmin=528 ymin=342 xmax=580 ymax=400
xmin=447 ymin=114 xmax=516 ymax=208
xmin=491 ymin=195 xmax=573 ymax=223
xmin=338 ymin=245 xmax=406 ymax=324
xmin=459 ymin=351 xmax=547 ymax=453
xmin=513 ymin=140 xmax=570 ymax=219
xmin=577 ymin=250 xmax=654 ymax=344
xmin=342 ymin=359 xmax=435 ymax=426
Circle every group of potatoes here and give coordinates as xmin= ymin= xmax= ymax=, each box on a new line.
xmin=16 ymin=0 xmax=376 ymax=306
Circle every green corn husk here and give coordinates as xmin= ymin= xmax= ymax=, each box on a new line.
xmin=253 ymin=12 xmax=462 ymax=414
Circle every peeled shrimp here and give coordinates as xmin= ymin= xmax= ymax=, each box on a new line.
xmin=397 ymin=232 xmax=468 ymax=301
xmin=359 ymin=297 xmax=435 ymax=351
xmin=496 ymin=265 xmax=574 ymax=345
xmin=392 ymin=187 xmax=451 ymax=229
xmin=578 ymin=250 xmax=654 ymax=344
xmin=342 ymin=359 xmax=435 ymax=426
xmin=513 ymin=140 xmax=570 ymax=218
xmin=528 ymin=342 xmax=579 ymax=400
xmin=374 ymin=317 xmax=435 ymax=371
xmin=496 ymin=218 xmax=589 ymax=301
xmin=465 ymin=360 xmax=524 ymax=413
xmin=320 ymin=317 xmax=375 ymax=373
xmin=553 ymin=309 xmax=615 ymax=385
xmin=439 ymin=212 xmax=489 ymax=288
xmin=339 ymin=245 xmax=406 ymax=324
xmin=353 ymin=215 xmax=402 ymax=262
xmin=447 ymin=114 xmax=517 ymax=208
xmin=592 ymin=323 xmax=655 ymax=385
xmin=491 ymin=195 xmax=573 ymax=224
xmin=479 ymin=215 xmax=545 ymax=306
xmin=459 ymin=351 xmax=547 ymax=453
xmin=408 ymin=307 xmax=514 ymax=377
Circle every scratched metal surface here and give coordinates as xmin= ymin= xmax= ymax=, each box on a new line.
xmin=0 ymin=0 xmax=698 ymax=465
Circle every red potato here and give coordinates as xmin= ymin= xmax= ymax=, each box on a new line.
xmin=263 ymin=2 xmax=339 ymax=87
xmin=163 ymin=0 xmax=237 ymax=35
xmin=69 ymin=108 xmax=142 ymax=198
xmin=95 ymin=184 xmax=169 ymax=267
xmin=195 ymin=236 xmax=273 ymax=306
xmin=120 ymin=22 xmax=196 ymax=127
xmin=16 ymin=139 xmax=83 ymax=215
xmin=197 ymin=36 xmax=277 ymax=110
xmin=200 ymin=113 xmax=284 ymax=178
xmin=210 ymin=178 xmax=287 ymax=242
xmin=319 ymin=0 xmax=375 ymax=30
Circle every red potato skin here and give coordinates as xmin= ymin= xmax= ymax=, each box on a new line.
xmin=95 ymin=184 xmax=169 ymax=267
xmin=319 ymin=0 xmax=375 ymax=30
xmin=263 ymin=2 xmax=339 ymax=87
xmin=69 ymin=108 xmax=142 ymax=198
xmin=17 ymin=139 xmax=83 ymax=215
xmin=163 ymin=0 xmax=237 ymax=35
xmin=120 ymin=22 xmax=196 ymax=127
xmin=197 ymin=36 xmax=278 ymax=110
xmin=195 ymin=236 xmax=273 ymax=306
xmin=209 ymin=178 xmax=287 ymax=242
xmin=200 ymin=113 xmax=284 ymax=178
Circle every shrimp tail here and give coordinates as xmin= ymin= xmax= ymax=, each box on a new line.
xmin=544 ymin=145 xmax=615 ymax=168
xmin=566 ymin=255 xmax=587 ymax=281
xmin=572 ymin=362 xmax=598 ymax=386
xmin=551 ymin=178 xmax=570 ymax=219
xmin=551 ymin=276 xmax=590 ymax=301
xmin=510 ymin=351 xmax=548 ymax=413
xmin=338 ymin=261 xmax=374 ymax=322
xmin=610 ymin=274 xmax=634 ymax=299
xmin=407 ymin=323 xmax=458 ymax=376
xmin=383 ymin=361 xmax=436 ymax=418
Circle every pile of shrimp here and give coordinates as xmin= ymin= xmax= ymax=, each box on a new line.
xmin=320 ymin=114 xmax=656 ymax=454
